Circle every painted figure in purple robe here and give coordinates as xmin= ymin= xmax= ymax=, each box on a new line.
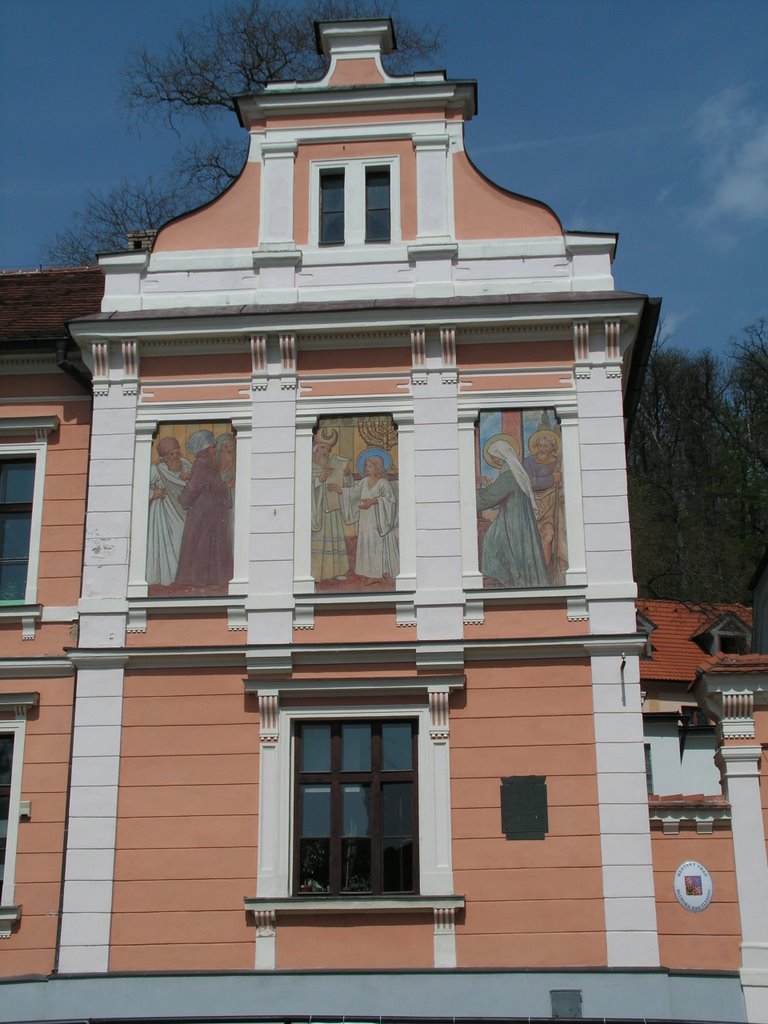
xmin=175 ymin=430 xmax=234 ymax=587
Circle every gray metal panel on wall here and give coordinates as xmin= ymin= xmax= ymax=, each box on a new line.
xmin=0 ymin=969 xmax=746 ymax=1023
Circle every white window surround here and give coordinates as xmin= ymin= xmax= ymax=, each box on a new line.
xmin=457 ymin=398 xmax=587 ymax=595
xmin=308 ymin=156 xmax=401 ymax=249
xmin=293 ymin=404 xmax=415 ymax=600
xmin=0 ymin=417 xmax=59 ymax=633
xmin=0 ymin=691 xmax=38 ymax=938
xmin=126 ymin=405 xmax=252 ymax=602
xmin=246 ymin=676 xmax=462 ymax=968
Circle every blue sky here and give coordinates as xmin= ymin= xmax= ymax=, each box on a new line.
xmin=1 ymin=0 xmax=766 ymax=353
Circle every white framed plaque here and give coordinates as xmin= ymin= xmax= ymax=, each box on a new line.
xmin=674 ymin=860 xmax=713 ymax=912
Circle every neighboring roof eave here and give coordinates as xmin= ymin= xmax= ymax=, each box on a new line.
xmin=624 ymin=295 xmax=662 ymax=438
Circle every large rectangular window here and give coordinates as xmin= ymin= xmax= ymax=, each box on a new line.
xmin=365 ymin=167 xmax=391 ymax=242
xmin=294 ymin=720 xmax=417 ymax=895
xmin=319 ymin=170 xmax=345 ymax=245
xmin=0 ymin=460 xmax=35 ymax=602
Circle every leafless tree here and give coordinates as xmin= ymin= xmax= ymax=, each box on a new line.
xmin=47 ymin=0 xmax=442 ymax=265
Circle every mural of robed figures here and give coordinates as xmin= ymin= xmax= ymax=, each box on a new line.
xmin=311 ymin=416 xmax=399 ymax=592
xmin=476 ymin=409 xmax=567 ymax=589
xmin=146 ymin=423 xmax=236 ymax=596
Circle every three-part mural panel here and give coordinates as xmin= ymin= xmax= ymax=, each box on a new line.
xmin=142 ymin=411 xmax=565 ymax=597
xmin=476 ymin=409 xmax=567 ymax=589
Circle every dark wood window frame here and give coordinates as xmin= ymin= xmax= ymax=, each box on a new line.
xmin=293 ymin=719 xmax=419 ymax=896
xmin=0 ymin=459 xmax=35 ymax=603
xmin=365 ymin=166 xmax=391 ymax=242
xmin=319 ymin=169 xmax=345 ymax=245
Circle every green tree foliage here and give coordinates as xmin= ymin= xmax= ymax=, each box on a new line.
xmin=628 ymin=319 xmax=768 ymax=603
xmin=47 ymin=0 xmax=442 ymax=265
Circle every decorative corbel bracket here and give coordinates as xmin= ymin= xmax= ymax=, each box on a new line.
xmin=410 ymin=327 xmax=427 ymax=386
xmin=91 ymin=341 xmax=110 ymax=396
xmin=121 ymin=339 xmax=140 ymax=396
xmin=250 ymin=334 xmax=268 ymax=391
xmin=573 ymin=322 xmax=590 ymax=379
xmin=604 ymin=320 xmax=623 ymax=379
xmin=439 ymin=326 xmax=457 ymax=384
xmin=279 ymin=333 xmax=297 ymax=390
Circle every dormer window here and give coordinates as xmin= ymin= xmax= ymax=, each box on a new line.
xmin=319 ymin=170 xmax=345 ymax=245
xmin=365 ymin=168 xmax=390 ymax=242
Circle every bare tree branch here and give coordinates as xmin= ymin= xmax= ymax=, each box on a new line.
xmin=48 ymin=0 xmax=442 ymax=264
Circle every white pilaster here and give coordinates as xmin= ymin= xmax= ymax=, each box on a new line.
xmin=718 ymin=746 xmax=768 ymax=1023
xmin=229 ymin=416 xmax=252 ymax=596
xmin=292 ymin=413 xmax=318 ymax=595
xmin=126 ymin=420 xmax=156 ymax=597
xmin=413 ymin=134 xmax=452 ymax=241
xmin=58 ymin=661 xmax=126 ymax=973
xmin=393 ymin=411 xmax=416 ymax=592
xmin=457 ymin=408 xmax=483 ymax=590
xmin=259 ymin=142 xmax=297 ymax=246
xmin=413 ymin=370 xmax=463 ymax=640
xmin=558 ymin=405 xmax=587 ymax=588
xmin=248 ymin=352 xmax=298 ymax=645
xmin=591 ymin=651 xmax=659 ymax=967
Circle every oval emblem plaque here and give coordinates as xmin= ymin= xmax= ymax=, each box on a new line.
xmin=674 ymin=860 xmax=713 ymax=912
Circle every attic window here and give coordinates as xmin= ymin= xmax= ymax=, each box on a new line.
xmin=717 ymin=633 xmax=747 ymax=655
xmin=319 ymin=170 xmax=345 ymax=245
xmin=365 ymin=168 xmax=390 ymax=242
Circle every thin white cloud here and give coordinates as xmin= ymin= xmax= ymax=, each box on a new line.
xmin=692 ymin=86 xmax=768 ymax=224
xmin=660 ymin=310 xmax=694 ymax=339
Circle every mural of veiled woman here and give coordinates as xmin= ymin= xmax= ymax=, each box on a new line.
xmin=476 ymin=434 xmax=549 ymax=589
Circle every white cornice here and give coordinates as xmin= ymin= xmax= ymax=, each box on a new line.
xmin=244 ymin=674 xmax=465 ymax=696
xmin=0 ymin=659 xmax=72 ymax=679
xmin=63 ymin=633 xmax=645 ymax=670
xmin=68 ymin=297 xmax=645 ymax=346
xmin=0 ymin=416 xmax=59 ymax=437
xmin=237 ymin=82 xmax=475 ymax=122
xmin=0 ymin=692 xmax=39 ymax=715
xmin=245 ymin=894 xmax=464 ymax=914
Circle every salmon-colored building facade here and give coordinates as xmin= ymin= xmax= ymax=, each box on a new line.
xmin=2 ymin=19 xmax=767 ymax=1024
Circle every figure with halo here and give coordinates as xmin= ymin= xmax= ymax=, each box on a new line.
xmin=523 ymin=428 xmax=567 ymax=584
xmin=336 ymin=448 xmax=399 ymax=584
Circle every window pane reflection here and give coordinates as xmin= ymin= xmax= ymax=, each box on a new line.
xmin=382 ymin=722 xmax=412 ymax=770
xmin=342 ymin=723 xmax=371 ymax=771
xmin=301 ymin=724 xmax=331 ymax=772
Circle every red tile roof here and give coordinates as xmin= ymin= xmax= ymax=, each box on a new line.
xmin=697 ymin=652 xmax=768 ymax=675
xmin=0 ymin=267 xmax=104 ymax=344
xmin=637 ymin=599 xmax=753 ymax=683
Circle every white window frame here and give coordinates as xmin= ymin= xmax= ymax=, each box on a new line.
xmin=127 ymin=405 xmax=252 ymax=601
xmin=309 ymin=157 xmax=401 ymax=249
xmin=246 ymin=677 xmax=463 ymax=968
xmin=457 ymin=398 xmax=587 ymax=596
xmin=0 ymin=692 xmax=37 ymax=938
xmin=0 ymin=417 xmax=58 ymax=611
